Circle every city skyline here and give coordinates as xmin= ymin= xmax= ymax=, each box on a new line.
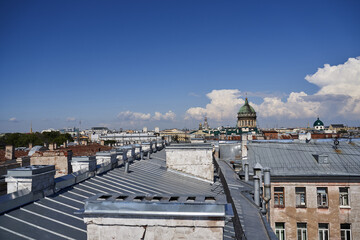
xmin=1 ymin=1 xmax=359 ymax=132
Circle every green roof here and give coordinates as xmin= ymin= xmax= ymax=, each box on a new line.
xmin=313 ymin=117 xmax=324 ymax=127
xmin=238 ymin=98 xmax=256 ymax=114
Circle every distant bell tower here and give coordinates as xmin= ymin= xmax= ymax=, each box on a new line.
xmin=204 ymin=117 xmax=209 ymax=130
xmin=30 ymin=121 xmax=33 ymax=134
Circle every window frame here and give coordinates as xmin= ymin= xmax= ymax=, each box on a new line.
xmin=339 ymin=187 xmax=350 ymax=207
xmin=318 ymin=223 xmax=329 ymax=240
xmin=275 ymin=222 xmax=286 ymax=240
xmin=340 ymin=223 xmax=351 ymax=240
xmin=295 ymin=187 xmax=306 ymax=208
xmin=297 ymin=222 xmax=307 ymax=240
xmin=274 ymin=187 xmax=285 ymax=208
xmin=317 ymin=187 xmax=328 ymax=208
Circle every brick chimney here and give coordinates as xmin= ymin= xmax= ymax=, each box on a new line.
xmin=5 ymin=145 xmax=15 ymax=160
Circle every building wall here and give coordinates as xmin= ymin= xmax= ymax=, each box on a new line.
xmin=270 ymin=181 xmax=360 ymax=239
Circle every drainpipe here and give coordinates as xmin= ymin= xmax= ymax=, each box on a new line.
xmin=263 ymin=167 xmax=271 ymax=221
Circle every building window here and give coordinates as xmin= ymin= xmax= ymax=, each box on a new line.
xmin=296 ymin=187 xmax=306 ymax=207
xmin=317 ymin=187 xmax=328 ymax=207
xmin=297 ymin=223 xmax=307 ymax=240
xmin=318 ymin=223 xmax=329 ymax=240
xmin=339 ymin=188 xmax=350 ymax=207
xmin=341 ymin=224 xmax=351 ymax=240
xmin=275 ymin=222 xmax=285 ymax=240
xmin=274 ymin=187 xmax=285 ymax=207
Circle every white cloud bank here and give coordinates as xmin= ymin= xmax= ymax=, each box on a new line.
xmin=117 ymin=110 xmax=176 ymax=123
xmin=185 ymin=57 xmax=360 ymax=121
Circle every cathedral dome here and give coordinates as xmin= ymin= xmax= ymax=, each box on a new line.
xmin=313 ymin=117 xmax=324 ymax=127
xmin=238 ymin=98 xmax=256 ymax=115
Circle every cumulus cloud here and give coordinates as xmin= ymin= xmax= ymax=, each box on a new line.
xmin=153 ymin=111 xmax=176 ymax=121
xmin=185 ymin=89 xmax=244 ymax=121
xmin=117 ymin=110 xmax=176 ymax=122
xmin=9 ymin=117 xmax=18 ymax=122
xmin=305 ymin=57 xmax=360 ymax=98
xmin=66 ymin=117 xmax=76 ymax=122
xmin=185 ymin=57 xmax=360 ymax=121
xmin=117 ymin=111 xmax=151 ymax=121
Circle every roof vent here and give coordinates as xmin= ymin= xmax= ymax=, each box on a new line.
xmin=313 ymin=153 xmax=329 ymax=164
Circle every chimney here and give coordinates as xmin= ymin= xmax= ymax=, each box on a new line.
xmin=241 ymin=134 xmax=248 ymax=159
xmin=71 ymin=156 xmax=97 ymax=173
xmin=5 ymin=145 xmax=15 ymax=160
xmin=16 ymin=156 xmax=31 ymax=167
xmin=5 ymin=165 xmax=55 ymax=196
xmin=49 ymin=143 xmax=57 ymax=151
xmin=153 ymin=141 xmax=157 ymax=153
xmin=96 ymin=152 xmax=117 ymax=168
xmin=82 ymin=194 xmax=229 ymax=240
xmin=165 ymin=144 xmax=214 ymax=183
xmin=244 ymin=162 xmax=249 ymax=182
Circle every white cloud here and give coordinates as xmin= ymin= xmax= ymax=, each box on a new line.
xmin=185 ymin=57 xmax=360 ymax=121
xmin=305 ymin=57 xmax=360 ymax=97
xmin=9 ymin=117 xmax=17 ymax=122
xmin=256 ymin=57 xmax=360 ymax=119
xmin=117 ymin=111 xmax=151 ymax=121
xmin=117 ymin=110 xmax=176 ymax=122
xmin=153 ymin=111 xmax=176 ymax=121
xmin=185 ymin=89 xmax=244 ymax=121
xmin=66 ymin=117 xmax=76 ymax=122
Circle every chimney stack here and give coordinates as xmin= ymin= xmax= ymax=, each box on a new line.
xmin=82 ymin=194 xmax=228 ymax=240
xmin=5 ymin=145 xmax=15 ymax=160
xmin=5 ymin=165 xmax=55 ymax=196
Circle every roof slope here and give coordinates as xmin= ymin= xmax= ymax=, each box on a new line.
xmin=0 ymin=150 xmax=234 ymax=240
xmin=247 ymin=141 xmax=360 ymax=176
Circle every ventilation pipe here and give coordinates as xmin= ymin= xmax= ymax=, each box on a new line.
xmin=244 ymin=162 xmax=249 ymax=182
xmin=253 ymin=175 xmax=260 ymax=206
xmin=122 ymin=149 xmax=129 ymax=173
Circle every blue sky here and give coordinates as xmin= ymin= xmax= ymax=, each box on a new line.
xmin=1 ymin=0 xmax=359 ymax=132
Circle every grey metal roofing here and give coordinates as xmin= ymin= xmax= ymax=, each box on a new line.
xmin=217 ymin=159 xmax=277 ymax=240
xmin=247 ymin=141 xmax=360 ymax=176
xmin=0 ymin=149 xmax=235 ymax=240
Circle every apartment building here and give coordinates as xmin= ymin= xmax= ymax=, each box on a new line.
xmin=247 ymin=139 xmax=360 ymax=240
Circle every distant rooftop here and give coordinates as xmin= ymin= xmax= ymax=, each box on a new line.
xmin=247 ymin=140 xmax=360 ymax=177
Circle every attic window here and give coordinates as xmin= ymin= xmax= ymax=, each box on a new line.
xmin=313 ymin=154 xmax=329 ymax=164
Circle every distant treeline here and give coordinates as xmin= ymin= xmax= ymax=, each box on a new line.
xmin=0 ymin=132 xmax=73 ymax=149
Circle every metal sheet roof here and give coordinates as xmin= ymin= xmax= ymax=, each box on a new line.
xmin=247 ymin=141 xmax=360 ymax=176
xmin=0 ymin=150 xmax=235 ymax=240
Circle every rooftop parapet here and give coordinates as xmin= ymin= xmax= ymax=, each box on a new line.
xmin=81 ymin=193 xmax=231 ymax=240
